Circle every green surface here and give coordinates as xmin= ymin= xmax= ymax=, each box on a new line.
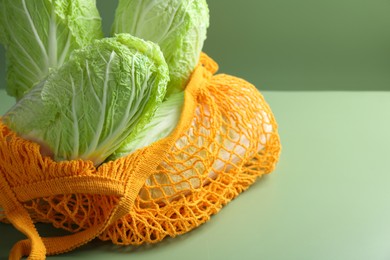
xmin=1 ymin=90 xmax=390 ymax=259
xmin=1 ymin=0 xmax=390 ymax=258
xmin=1 ymin=0 xmax=390 ymax=91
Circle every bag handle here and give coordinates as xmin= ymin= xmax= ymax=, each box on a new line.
xmin=5 ymin=146 xmax=171 ymax=259
xmin=0 ymin=169 xmax=46 ymax=259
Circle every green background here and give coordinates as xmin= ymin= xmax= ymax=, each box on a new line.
xmin=1 ymin=0 xmax=390 ymax=259
xmin=0 ymin=0 xmax=389 ymax=91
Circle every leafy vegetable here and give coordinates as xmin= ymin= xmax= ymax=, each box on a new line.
xmin=112 ymin=0 xmax=209 ymax=96
xmin=0 ymin=0 xmax=103 ymax=99
xmin=2 ymin=34 xmax=169 ymax=165
xmin=110 ymin=91 xmax=185 ymax=160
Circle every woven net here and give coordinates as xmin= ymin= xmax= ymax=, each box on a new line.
xmin=0 ymin=54 xmax=280 ymax=258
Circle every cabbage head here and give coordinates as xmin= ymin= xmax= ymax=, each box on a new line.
xmin=2 ymin=34 xmax=169 ymax=165
xmin=112 ymin=0 xmax=209 ymax=96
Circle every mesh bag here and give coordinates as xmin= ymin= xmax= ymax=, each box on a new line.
xmin=0 ymin=54 xmax=281 ymax=259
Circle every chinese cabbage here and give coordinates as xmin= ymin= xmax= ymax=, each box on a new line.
xmin=2 ymin=34 xmax=169 ymax=165
xmin=112 ymin=0 xmax=209 ymax=96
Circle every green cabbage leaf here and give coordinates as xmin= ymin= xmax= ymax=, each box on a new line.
xmin=2 ymin=34 xmax=169 ymax=165
xmin=112 ymin=0 xmax=209 ymax=96
xmin=0 ymin=0 xmax=103 ymax=99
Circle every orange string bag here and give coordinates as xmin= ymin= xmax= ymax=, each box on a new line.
xmin=0 ymin=53 xmax=281 ymax=259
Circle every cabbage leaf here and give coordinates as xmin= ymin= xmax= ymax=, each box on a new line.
xmin=2 ymin=34 xmax=169 ymax=165
xmin=110 ymin=91 xmax=184 ymax=160
xmin=112 ymin=0 xmax=209 ymax=96
xmin=0 ymin=0 xmax=103 ymax=99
